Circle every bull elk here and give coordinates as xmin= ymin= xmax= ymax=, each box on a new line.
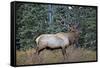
xmin=35 ymin=23 xmax=80 ymax=61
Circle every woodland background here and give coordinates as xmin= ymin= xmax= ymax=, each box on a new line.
xmin=16 ymin=3 xmax=97 ymax=51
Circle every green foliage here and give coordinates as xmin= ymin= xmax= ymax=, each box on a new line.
xmin=16 ymin=3 xmax=97 ymax=51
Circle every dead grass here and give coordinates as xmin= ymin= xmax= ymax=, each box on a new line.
xmin=16 ymin=46 xmax=96 ymax=65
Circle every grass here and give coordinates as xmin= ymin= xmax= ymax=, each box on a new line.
xmin=16 ymin=46 xmax=97 ymax=65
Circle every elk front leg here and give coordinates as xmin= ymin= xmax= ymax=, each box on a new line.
xmin=35 ymin=46 xmax=45 ymax=63
xmin=35 ymin=47 xmax=39 ymax=55
xmin=62 ymin=47 xmax=67 ymax=61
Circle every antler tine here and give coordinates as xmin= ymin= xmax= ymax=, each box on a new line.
xmin=68 ymin=23 xmax=73 ymax=27
xmin=76 ymin=22 xmax=80 ymax=28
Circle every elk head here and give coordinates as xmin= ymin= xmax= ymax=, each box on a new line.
xmin=68 ymin=23 xmax=80 ymax=32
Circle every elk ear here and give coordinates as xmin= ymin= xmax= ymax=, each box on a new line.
xmin=74 ymin=23 xmax=79 ymax=28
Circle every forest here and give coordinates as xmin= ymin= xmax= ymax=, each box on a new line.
xmin=15 ymin=2 xmax=97 ymax=65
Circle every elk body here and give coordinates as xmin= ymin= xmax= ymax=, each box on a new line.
xmin=35 ymin=23 xmax=80 ymax=61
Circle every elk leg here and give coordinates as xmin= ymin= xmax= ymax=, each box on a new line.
xmin=62 ymin=47 xmax=66 ymax=61
xmin=35 ymin=46 xmax=45 ymax=63
xmin=35 ymin=47 xmax=39 ymax=55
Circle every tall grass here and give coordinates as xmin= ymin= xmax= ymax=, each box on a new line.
xmin=16 ymin=47 xmax=96 ymax=65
